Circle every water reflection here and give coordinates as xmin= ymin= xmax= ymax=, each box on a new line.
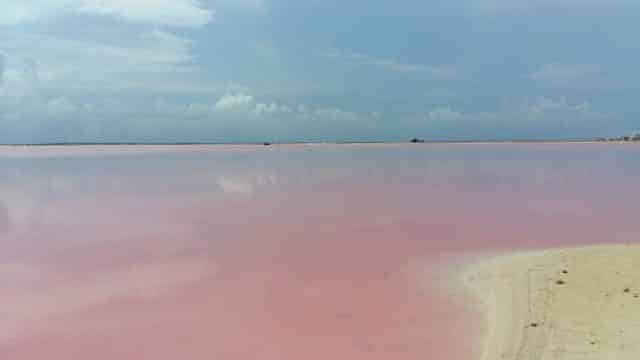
xmin=0 ymin=202 xmax=8 ymax=235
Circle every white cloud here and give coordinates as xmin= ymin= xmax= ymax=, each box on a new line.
xmin=10 ymin=31 xmax=193 ymax=70
xmin=210 ymin=93 xmax=368 ymax=123
xmin=78 ymin=0 xmax=214 ymax=28
xmin=0 ymin=29 xmax=201 ymax=98
xmin=254 ymin=103 xmax=277 ymax=114
xmin=0 ymin=0 xmax=213 ymax=109
xmin=214 ymin=93 xmax=336 ymax=119
xmin=323 ymin=49 xmax=459 ymax=78
xmin=424 ymin=96 xmax=613 ymax=138
xmin=214 ymin=93 xmax=254 ymax=111
xmin=148 ymin=93 xmax=372 ymax=139
xmin=429 ymin=97 xmax=604 ymax=121
xmin=0 ymin=0 xmax=214 ymax=28
xmin=254 ymin=102 xmax=290 ymax=115
xmin=527 ymin=96 xmax=593 ymax=113
xmin=146 ymin=93 xmax=304 ymax=120
xmin=0 ymin=28 xmax=203 ymax=138
xmin=528 ymin=63 xmax=599 ymax=83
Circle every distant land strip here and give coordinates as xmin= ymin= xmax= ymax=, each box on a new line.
xmin=2 ymin=138 xmax=638 ymax=146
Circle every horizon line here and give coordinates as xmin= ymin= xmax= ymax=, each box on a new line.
xmin=0 ymin=138 xmax=624 ymax=146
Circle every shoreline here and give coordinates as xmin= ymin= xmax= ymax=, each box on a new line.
xmin=0 ymin=140 xmax=636 ymax=147
xmin=459 ymin=243 xmax=640 ymax=360
xmin=1 ymin=141 xmax=637 ymax=158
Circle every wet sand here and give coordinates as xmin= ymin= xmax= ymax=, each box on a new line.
xmin=462 ymin=244 xmax=640 ymax=360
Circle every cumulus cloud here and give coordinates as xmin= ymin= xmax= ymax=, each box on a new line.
xmin=0 ymin=0 xmax=214 ymax=27
xmin=148 ymin=93 xmax=304 ymax=120
xmin=323 ymin=49 xmax=459 ymax=78
xmin=254 ymin=102 xmax=291 ymax=115
xmin=211 ymin=93 xmax=366 ymax=125
xmin=124 ymin=93 xmax=377 ymax=143
xmin=215 ymin=93 xmax=254 ymax=111
xmin=212 ymin=93 xmax=291 ymax=115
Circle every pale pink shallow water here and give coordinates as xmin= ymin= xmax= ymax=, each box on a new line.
xmin=1 ymin=144 xmax=639 ymax=359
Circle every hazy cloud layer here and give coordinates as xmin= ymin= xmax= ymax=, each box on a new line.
xmin=529 ymin=63 xmax=596 ymax=80
xmin=323 ymin=49 xmax=459 ymax=78
xmin=423 ymin=97 xmax=613 ymax=140
xmin=0 ymin=0 xmax=214 ymax=27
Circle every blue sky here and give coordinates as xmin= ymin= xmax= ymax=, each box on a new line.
xmin=1 ymin=0 xmax=638 ymax=143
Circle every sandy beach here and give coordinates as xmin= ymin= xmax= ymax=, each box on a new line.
xmin=462 ymin=244 xmax=640 ymax=360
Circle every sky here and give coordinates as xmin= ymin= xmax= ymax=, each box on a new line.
xmin=0 ymin=0 xmax=639 ymax=143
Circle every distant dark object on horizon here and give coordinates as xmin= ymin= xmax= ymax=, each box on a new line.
xmin=410 ymin=138 xmax=425 ymax=143
xmin=263 ymin=142 xmax=272 ymax=146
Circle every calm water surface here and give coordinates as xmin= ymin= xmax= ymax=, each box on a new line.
xmin=1 ymin=144 xmax=639 ymax=359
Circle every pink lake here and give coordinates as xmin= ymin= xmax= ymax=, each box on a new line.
xmin=1 ymin=143 xmax=639 ymax=359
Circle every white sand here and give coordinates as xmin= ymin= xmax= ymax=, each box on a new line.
xmin=462 ymin=244 xmax=640 ymax=360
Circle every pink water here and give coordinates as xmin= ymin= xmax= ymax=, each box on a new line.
xmin=1 ymin=144 xmax=639 ymax=359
